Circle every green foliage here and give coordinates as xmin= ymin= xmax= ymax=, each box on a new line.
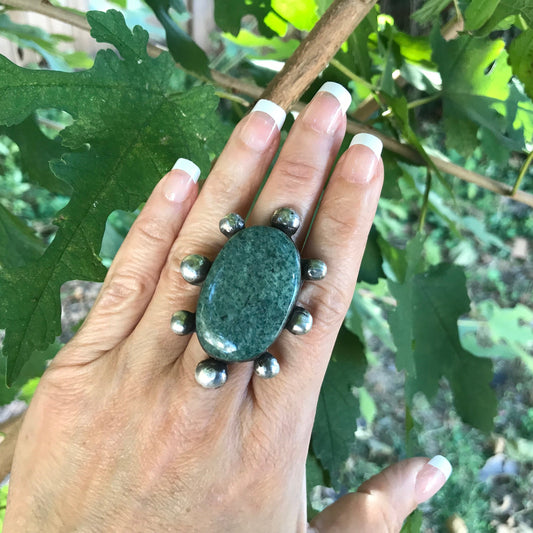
xmin=144 ymin=0 xmax=210 ymax=77
xmin=311 ymin=326 xmax=366 ymax=488
xmin=0 ymin=9 xmax=226 ymax=383
xmin=509 ymin=30 xmax=533 ymax=101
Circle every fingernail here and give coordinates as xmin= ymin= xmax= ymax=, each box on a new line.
xmin=163 ymin=158 xmax=200 ymax=202
xmin=302 ymin=82 xmax=351 ymax=135
xmin=339 ymin=133 xmax=383 ymax=184
xmin=415 ymin=455 xmax=452 ymax=504
xmin=240 ymin=99 xmax=286 ymax=151
xmin=350 ymin=133 xmax=383 ymax=159
xmin=317 ymin=81 xmax=352 ymax=114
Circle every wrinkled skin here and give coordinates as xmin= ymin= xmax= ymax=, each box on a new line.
xmin=5 ymin=88 xmax=446 ymax=532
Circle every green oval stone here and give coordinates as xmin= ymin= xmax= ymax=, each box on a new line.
xmin=196 ymin=226 xmax=301 ymax=362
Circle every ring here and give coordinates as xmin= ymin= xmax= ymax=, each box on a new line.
xmin=170 ymin=207 xmax=327 ymax=389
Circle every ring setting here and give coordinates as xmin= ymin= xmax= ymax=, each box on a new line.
xmin=171 ymin=208 xmax=327 ymax=388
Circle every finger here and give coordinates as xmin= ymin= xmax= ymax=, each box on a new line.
xmin=309 ymin=456 xmax=453 ymax=533
xmin=252 ymin=134 xmax=383 ymax=406
xmin=128 ymin=101 xmax=286 ymax=368
xmin=57 ymin=160 xmax=200 ymax=363
xmin=248 ymin=82 xmax=351 ymax=247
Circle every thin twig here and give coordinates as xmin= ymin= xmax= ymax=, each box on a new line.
xmin=407 ymin=93 xmax=441 ymax=109
xmin=512 ymin=151 xmax=533 ymax=196
xmin=418 ymin=168 xmax=432 ymax=233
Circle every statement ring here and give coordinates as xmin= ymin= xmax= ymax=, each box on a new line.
xmin=170 ymin=208 xmax=327 ymax=389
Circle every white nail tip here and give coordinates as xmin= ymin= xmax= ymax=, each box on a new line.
xmin=318 ymin=81 xmax=352 ymax=114
xmin=251 ymin=99 xmax=286 ymax=130
xmin=428 ymin=455 xmax=452 ymax=481
xmin=172 ymin=158 xmax=201 ymax=183
xmin=350 ymin=133 xmax=383 ymax=159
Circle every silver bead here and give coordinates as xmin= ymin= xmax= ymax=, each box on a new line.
xmin=302 ymin=259 xmax=327 ymax=281
xmin=180 ymin=254 xmax=211 ymax=285
xmin=271 ymin=207 xmax=300 ymax=236
xmin=254 ymin=352 xmax=280 ymax=379
xmin=170 ymin=310 xmax=195 ymax=335
xmin=195 ymin=359 xmax=228 ymax=389
xmin=219 ymin=213 xmax=245 ymax=237
xmin=286 ymin=306 xmax=313 ymax=335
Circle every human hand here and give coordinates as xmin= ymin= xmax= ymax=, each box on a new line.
xmin=4 ymin=82 xmax=451 ymax=532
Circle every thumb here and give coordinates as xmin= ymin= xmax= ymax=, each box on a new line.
xmin=309 ymin=455 xmax=452 ymax=533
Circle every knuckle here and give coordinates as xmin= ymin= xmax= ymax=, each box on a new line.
xmin=304 ymin=279 xmax=349 ymax=332
xmin=134 ymin=215 xmax=174 ymax=246
xmin=274 ymin=158 xmax=324 ymax=193
xmin=319 ymin=201 xmax=359 ymax=243
xmin=98 ymin=271 xmax=153 ymax=310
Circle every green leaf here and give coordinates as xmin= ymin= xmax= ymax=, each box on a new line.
xmin=0 ymin=10 xmax=226 ymax=383
xmin=509 ymin=30 xmax=533 ymax=101
xmin=0 ymin=204 xmax=44 ymax=269
xmin=312 ymin=326 xmax=366 ymax=487
xmin=271 ymin=0 xmax=319 ymax=31
xmin=474 ymin=0 xmax=533 ymax=35
xmin=431 ymin=30 xmax=514 ymax=157
xmin=306 ymin=450 xmax=328 ymax=519
xmin=400 ymin=510 xmax=423 ymax=532
xmin=388 ymin=263 xmax=497 ymax=432
xmin=357 ymin=226 xmax=384 ymax=284
xmin=0 ymin=115 xmax=71 ymax=195
xmin=412 ymin=0 xmax=450 ymax=24
xmin=214 ymin=0 xmax=277 ymax=38
xmin=144 ymin=0 xmax=210 ymax=77
xmin=358 ymin=386 xmax=377 ymax=426
xmin=345 ymin=8 xmax=378 ymax=80
xmin=224 ymin=30 xmax=299 ymax=60
xmin=464 ymin=0 xmax=501 ymax=31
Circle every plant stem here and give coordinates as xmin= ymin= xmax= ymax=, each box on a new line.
xmin=407 ymin=92 xmax=441 ymax=109
xmin=418 ymin=168 xmax=432 ymax=233
xmin=512 ymin=151 xmax=533 ymax=196
xmin=214 ymin=90 xmax=250 ymax=107
xmin=329 ymin=58 xmax=376 ymax=92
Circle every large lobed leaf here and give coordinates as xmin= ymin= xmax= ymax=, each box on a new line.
xmin=0 ymin=10 xmax=226 ymax=383
xmin=388 ymin=261 xmax=497 ymax=433
xmin=311 ymin=326 xmax=366 ymax=487
xmin=431 ymin=29 xmax=518 ymax=157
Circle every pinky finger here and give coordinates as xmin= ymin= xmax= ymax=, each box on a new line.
xmin=59 ymin=159 xmax=200 ymax=362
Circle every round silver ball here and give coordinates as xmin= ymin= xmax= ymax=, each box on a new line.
xmin=219 ymin=213 xmax=245 ymax=237
xmin=271 ymin=207 xmax=300 ymax=236
xmin=180 ymin=254 xmax=211 ymax=285
xmin=302 ymin=259 xmax=327 ymax=281
xmin=195 ymin=359 xmax=228 ymax=389
xmin=170 ymin=310 xmax=196 ymax=335
xmin=286 ymin=306 xmax=313 ymax=335
xmin=254 ymin=352 xmax=280 ymax=379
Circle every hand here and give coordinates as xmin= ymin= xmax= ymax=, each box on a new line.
xmin=4 ymin=82 xmax=450 ymax=532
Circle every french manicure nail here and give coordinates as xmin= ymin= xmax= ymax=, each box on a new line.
xmin=164 ymin=158 xmax=200 ymax=202
xmin=240 ymin=99 xmax=286 ymax=151
xmin=415 ymin=455 xmax=452 ymax=504
xmin=350 ymin=133 xmax=383 ymax=159
xmin=302 ymin=81 xmax=351 ymax=135
xmin=317 ymin=81 xmax=352 ymax=114
xmin=251 ymin=99 xmax=286 ymax=130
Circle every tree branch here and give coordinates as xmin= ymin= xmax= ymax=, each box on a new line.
xmin=260 ymin=0 xmax=378 ymax=109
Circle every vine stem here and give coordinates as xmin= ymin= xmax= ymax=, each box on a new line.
xmin=418 ymin=168 xmax=432 ymax=233
xmin=329 ymin=58 xmax=376 ymax=92
xmin=1 ymin=0 xmax=533 ymax=210
xmin=512 ymin=150 xmax=533 ymax=196
xmin=407 ymin=92 xmax=441 ymax=109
